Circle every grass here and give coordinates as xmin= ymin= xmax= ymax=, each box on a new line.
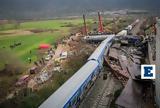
xmin=0 ymin=17 xmax=133 ymax=108
xmin=0 ymin=19 xmax=94 ymax=108
xmin=0 ymin=18 xmax=93 ymax=70
xmin=0 ymin=18 xmax=88 ymax=107
xmin=0 ymin=32 xmax=61 ymax=64
xmin=0 ymin=19 xmax=93 ymax=31
xmin=0 ymin=48 xmax=90 ymax=108
xmin=0 ymin=24 xmax=17 ymax=31
xmin=20 ymin=19 xmax=83 ymax=29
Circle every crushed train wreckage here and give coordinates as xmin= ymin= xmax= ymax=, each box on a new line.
xmin=105 ymin=35 xmax=145 ymax=85
xmin=105 ymin=35 xmax=155 ymax=108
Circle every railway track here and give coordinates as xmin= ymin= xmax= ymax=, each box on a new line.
xmin=92 ymin=73 xmax=114 ymax=108
xmin=80 ymin=70 xmax=122 ymax=108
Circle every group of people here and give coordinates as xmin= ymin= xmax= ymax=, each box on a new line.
xmin=10 ymin=42 xmax=22 ymax=49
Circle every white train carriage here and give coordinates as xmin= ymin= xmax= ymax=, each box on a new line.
xmin=88 ymin=35 xmax=114 ymax=65
xmin=116 ymin=30 xmax=128 ymax=36
xmin=39 ymin=60 xmax=100 ymax=108
xmin=83 ymin=34 xmax=115 ymax=42
xmin=125 ymin=25 xmax=133 ymax=31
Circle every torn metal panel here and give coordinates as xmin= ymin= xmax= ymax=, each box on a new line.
xmin=133 ymin=58 xmax=141 ymax=64
xmin=116 ymin=79 xmax=143 ymax=108
xmin=127 ymin=63 xmax=141 ymax=80
xmin=131 ymin=54 xmax=142 ymax=59
xmin=109 ymin=48 xmax=119 ymax=60
xmin=118 ymin=55 xmax=130 ymax=78
xmin=110 ymin=64 xmax=129 ymax=79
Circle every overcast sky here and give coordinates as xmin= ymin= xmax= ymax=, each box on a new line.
xmin=0 ymin=0 xmax=159 ymax=19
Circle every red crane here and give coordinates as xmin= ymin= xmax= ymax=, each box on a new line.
xmin=98 ymin=12 xmax=104 ymax=33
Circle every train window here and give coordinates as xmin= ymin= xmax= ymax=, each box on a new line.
xmin=65 ymin=102 xmax=71 ymax=108
xmin=85 ymin=85 xmax=88 ymax=90
xmin=71 ymin=97 xmax=77 ymax=106
xmin=71 ymin=90 xmax=81 ymax=106
xmin=77 ymin=91 xmax=81 ymax=98
xmin=83 ymin=84 xmax=87 ymax=90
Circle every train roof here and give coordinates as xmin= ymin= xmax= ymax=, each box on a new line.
xmin=39 ymin=60 xmax=99 ymax=108
xmin=101 ymin=35 xmax=114 ymax=44
xmin=88 ymin=35 xmax=114 ymax=62
xmin=88 ymin=42 xmax=106 ymax=62
xmin=84 ymin=34 xmax=114 ymax=39
xmin=116 ymin=30 xmax=127 ymax=36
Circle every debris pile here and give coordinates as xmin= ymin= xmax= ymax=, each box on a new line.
xmin=105 ymin=35 xmax=154 ymax=108
xmin=105 ymin=35 xmax=144 ymax=85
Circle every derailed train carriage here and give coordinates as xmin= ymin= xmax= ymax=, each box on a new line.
xmin=39 ymin=35 xmax=114 ymax=108
xmin=88 ymin=35 xmax=114 ymax=65
xmin=83 ymin=34 xmax=115 ymax=43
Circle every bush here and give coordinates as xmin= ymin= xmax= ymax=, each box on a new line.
xmin=0 ymin=76 xmax=18 ymax=100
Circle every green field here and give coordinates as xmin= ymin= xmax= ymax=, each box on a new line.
xmin=0 ymin=18 xmax=94 ymax=107
xmin=0 ymin=19 xmax=93 ymax=70
xmin=0 ymin=32 xmax=60 ymax=63
xmin=0 ymin=19 xmax=91 ymax=31
xmin=20 ymin=19 xmax=83 ymax=29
